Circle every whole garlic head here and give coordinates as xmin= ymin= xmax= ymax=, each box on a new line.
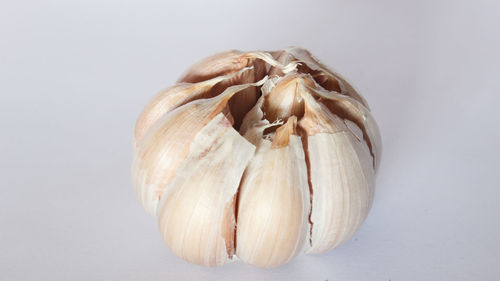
xmin=132 ymin=47 xmax=381 ymax=268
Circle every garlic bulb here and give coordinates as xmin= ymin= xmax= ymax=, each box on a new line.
xmin=132 ymin=47 xmax=381 ymax=267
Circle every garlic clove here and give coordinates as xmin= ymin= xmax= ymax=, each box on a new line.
xmin=157 ymin=113 xmax=255 ymax=266
xmin=261 ymin=74 xmax=307 ymax=123
xmin=132 ymin=78 xmax=267 ymax=216
xmin=298 ymin=91 xmax=375 ymax=254
xmin=235 ymin=117 xmax=310 ymax=268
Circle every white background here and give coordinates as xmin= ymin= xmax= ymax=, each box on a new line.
xmin=1 ymin=0 xmax=499 ymax=280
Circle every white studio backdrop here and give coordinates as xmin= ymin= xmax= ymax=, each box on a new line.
xmin=1 ymin=0 xmax=499 ymax=280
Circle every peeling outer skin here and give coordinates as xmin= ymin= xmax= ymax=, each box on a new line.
xmin=256 ymin=76 xmax=282 ymax=102
xmin=306 ymin=85 xmax=382 ymax=171
xmin=177 ymin=50 xmax=298 ymax=83
xmin=240 ymin=74 xmax=314 ymax=132
xmin=177 ymin=50 xmax=298 ymax=129
xmin=176 ymin=50 xmax=267 ymax=129
xmin=238 ymin=96 xmax=271 ymax=144
xmin=177 ymin=50 xmax=254 ymax=83
xmin=157 ymin=113 xmax=256 ymax=266
xmin=238 ymin=103 xmax=283 ymax=147
xmin=279 ymin=47 xmax=371 ymax=109
xmin=268 ymin=50 xmax=295 ymax=76
xmin=238 ymin=75 xmax=291 ymax=139
xmin=134 ymin=66 xmax=256 ymax=148
xmin=244 ymin=51 xmax=299 ymax=75
xmin=132 ymin=78 xmax=268 ymax=217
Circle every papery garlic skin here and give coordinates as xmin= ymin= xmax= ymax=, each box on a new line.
xmin=132 ymin=47 xmax=381 ymax=268
xmin=177 ymin=51 xmax=267 ymax=129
